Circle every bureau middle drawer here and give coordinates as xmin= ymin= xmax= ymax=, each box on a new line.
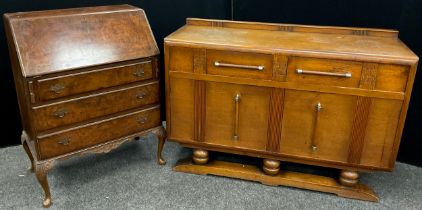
xmin=32 ymin=81 xmax=159 ymax=131
xmin=34 ymin=60 xmax=153 ymax=102
xmin=206 ymin=50 xmax=273 ymax=79
xmin=37 ymin=106 xmax=161 ymax=160
xmin=286 ymin=57 xmax=362 ymax=87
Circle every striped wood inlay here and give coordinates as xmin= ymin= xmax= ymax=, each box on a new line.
xmin=266 ymin=88 xmax=285 ymax=152
xmin=347 ymin=97 xmax=372 ymax=164
xmin=273 ymin=54 xmax=288 ymax=81
xmin=193 ymin=48 xmax=206 ymax=74
xmin=194 ymin=80 xmax=206 ymax=142
xmin=359 ymin=63 xmax=378 ymax=89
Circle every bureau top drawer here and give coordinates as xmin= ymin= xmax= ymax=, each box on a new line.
xmin=33 ymin=60 xmax=154 ymax=102
xmin=206 ymin=50 xmax=273 ymax=79
xmin=286 ymin=57 xmax=363 ymax=88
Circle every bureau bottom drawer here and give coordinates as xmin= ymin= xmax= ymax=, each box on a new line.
xmin=37 ymin=106 xmax=161 ymax=159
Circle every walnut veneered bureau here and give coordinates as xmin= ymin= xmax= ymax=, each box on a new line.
xmin=164 ymin=18 xmax=419 ymax=201
xmin=4 ymin=5 xmax=166 ymax=207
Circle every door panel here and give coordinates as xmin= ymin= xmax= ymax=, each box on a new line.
xmin=280 ymin=90 xmax=357 ymax=163
xmin=204 ymin=82 xmax=270 ymax=151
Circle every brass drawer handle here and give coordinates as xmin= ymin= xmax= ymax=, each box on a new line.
xmin=53 ymin=109 xmax=68 ymax=118
xmin=133 ymin=68 xmax=145 ymax=77
xmin=233 ymin=94 xmax=241 ymax=140
xmin=50 ymin=83 xmax=65 ymax=94
xmin=214 ymin=61 xmax=264 ymax=71
xmin=137 ymin=116 xmax=148 ymax=124
xmin=57 ymin=137 xmax=71 ymax=146
xmin=311 ymin=102 xmax=323 ymax=151
xmin=136 ymin=92 xmax=147 ymax=99
xmin=296 ymin=69 xmax=352 ymax=78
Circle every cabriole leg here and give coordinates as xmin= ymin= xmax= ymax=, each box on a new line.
xmin=21 ymin=132 xmax=34 ymax=172
xmin=35 ymin=161 xmax=55 ymax=208
xmin=156 ymin=127 xmax=167 ymax=165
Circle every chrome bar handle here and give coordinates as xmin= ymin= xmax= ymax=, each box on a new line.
xmin=311 ymin=102 xmax=323 ymax=151
xmin=214 ymin=61 xmax=264 ymax=71
xmin=296 ymin=69 xmax=352 ymax=78
xmin=233 ymin=94 xmax=241 ymax=140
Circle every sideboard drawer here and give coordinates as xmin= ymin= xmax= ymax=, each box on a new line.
xmin=287 ymin=57 xmax=362 ymax=87
xmin=206 ymin=50 xmax=273 ymax=79
xmin=33 ymin=82 xmax=159 ymax=131
xmin=35 ymin=60 xmax=153 ymax=102
xmin=204 ymin=82 xmax=270 ymax=151
xmin=37 ymin=106 xmax=161 ymax=159
xmin=279 ymin=90 xmax=357 ymax=163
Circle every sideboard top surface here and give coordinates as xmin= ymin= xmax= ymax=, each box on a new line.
xmin=165 ymin=18 xmax=418 ymax=65
xmin=4 ymin=5 xmax=159 ymax=77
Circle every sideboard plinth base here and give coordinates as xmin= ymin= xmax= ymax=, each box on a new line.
xmin=174 ymin=158 xmax=379 ymax=202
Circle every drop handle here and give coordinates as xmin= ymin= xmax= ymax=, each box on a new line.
xmin=136 ymin=92 xmax=147 ymax=99
xmin=133 ymin=68 xmax=145 ymax=77
xmin=50 ymin=83 xmax=65 ymax=94
xmin=233 ymin=94 xmax=241 ymax=140
xmin=137 ymin=116 xmax=148 ymax=124
xmin=54 ymin=109 xmax=68 ymax=118
xmin=57 ymin=137 xmax=71 ymax=146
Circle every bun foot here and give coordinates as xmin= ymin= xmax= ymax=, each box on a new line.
xmin=339 ymin=170 xmax=359 ymax=187
xmin=263 ymin=159 xmax=280 ymax=176
xmin=193 ymin=149 xmax=209 ymax=165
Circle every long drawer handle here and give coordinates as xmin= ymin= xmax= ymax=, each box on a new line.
xmin=50 ymin=83 xmax=65 ymax=94
xmin=214 ymin=61 xmax=264 ymax=71
xmin=296 ymin=69 xmax=352 ymax=78
xmin=53 ymin=108 xmax=68 ymax=118
xmin=310 ymin=102 xmax=323 ymax=151
xmin=57 ymin=137 xmax=71 ymax=146
xmin=133 ymin=68 xmax=145 ymax=77
xmin=233 ymin=94 xmax=241 ymax=140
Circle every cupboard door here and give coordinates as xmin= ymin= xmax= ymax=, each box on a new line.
xmin=279 ymin=90 xmax=357 ymax=163
xmin=204 ymin=82 xmax=270 ymax=151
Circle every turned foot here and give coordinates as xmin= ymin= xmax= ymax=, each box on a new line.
xmin=35 ymin=161 xmax=55 ymax=208
xmin=21 ymin=132 xmax=34 ymax=172
xmin=339 ymin=170 xmax=359 ymax=187
xmin=263 ymin=159 xmax=280 ymax=176
xmin=192 ymin=149 xmax=209 ymax=165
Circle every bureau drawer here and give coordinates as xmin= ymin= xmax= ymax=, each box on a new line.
xmin=33 ymin=82 xmax=159 ymax=131
xmin=37 ymin=106 xmax=161 ymax=159
xmin=34 ymin=60 xmax=154 ymax=102
xmin=206 ymin=50 xmax=273 ymax=79
xmin=286 ymin=57 xmax=362 ymax=87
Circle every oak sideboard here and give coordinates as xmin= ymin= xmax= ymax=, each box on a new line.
xmin=164 ymin=18 xmax=419 ymax=201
